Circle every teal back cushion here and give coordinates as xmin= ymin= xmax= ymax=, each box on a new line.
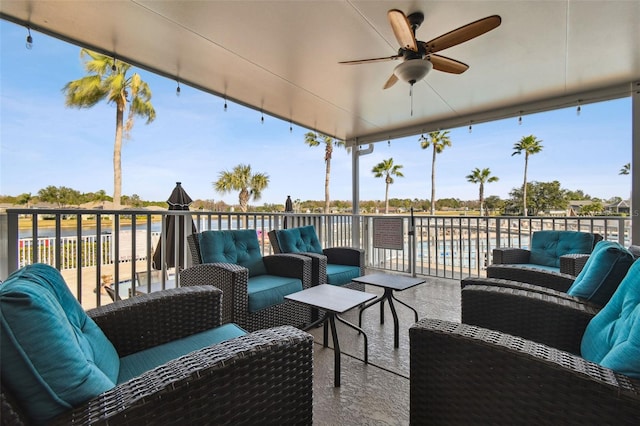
xmin=198 ymin=230 xmax=267 ymax=277
xmin=276 ymin=226 xmax=323 ymax=254
xmin=567 ymin=241 xmax=634 ymax=306
xmin=0 ymin=264 xmax=119 ymax=424
xmin=529 ymin=231 xmax=594 ymax=267
xmin=581 ymin=259 xmax=640 ymax=378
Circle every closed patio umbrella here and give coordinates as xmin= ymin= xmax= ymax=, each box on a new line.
xmin=284 ymin=195 xmax=293 ymax=229
xmin=152 ymin=182 xmax=197 ymax=270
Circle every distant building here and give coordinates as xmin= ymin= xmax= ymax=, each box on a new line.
xmin=606 ymin=199 xmax=631 ymax=215
xmin=567 ymin=200 xmax=593 ymax=216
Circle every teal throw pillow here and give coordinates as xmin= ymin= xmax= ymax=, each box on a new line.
xmin=581 ymin=259 xmax=640 ymax=378
xmin=567 ymin=241 xmax=634 ymax=306
xmin=0 ymin=264 xmax=119 ymax=424
xmin=199 ymin=230 xmax=267 ymax=277
xmin=277 ymin=226 xmax=323 ymax=254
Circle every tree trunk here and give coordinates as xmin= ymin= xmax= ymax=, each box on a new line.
xmin=239 ymin=188 xmax=249 ymax=213
xmin=431 ymin=146 xmax=437 ymax=215
xmin=325 ymin=158 xmax=331 ymax=213
xmin=113 ymin=102 xmax=125 ymax=208
xmin=384 ymin=179 xmax=390 ymax=214
xmin=523 ymin=155 xmax=529 ymax=216
xmin=479 ymin=183 xmax=485 ymax=216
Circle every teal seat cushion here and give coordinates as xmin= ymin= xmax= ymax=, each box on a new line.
xmin=0 ymin=264 xmax=119 ymax=424
xmin=516 ymin=263 xmax=561 ymax=273
xmin=326 ymin=264 xmax=361 ymax=286
xmin=567 ymin=241 xmax=634 ymax=306
xmin=199 ymin=230 xmax=267 ymax=277
xmin=247 ymin=275 xmax=303 ymax=312
xmin=581 ymin=259 xmax=640 ymax=378
xmin=529 ymin=231 xmax=594 ymax=268
xmin=118 ymin=323 xmax=246 ymax=383
xmin=276 ymin=226 xmax=324 ymax=255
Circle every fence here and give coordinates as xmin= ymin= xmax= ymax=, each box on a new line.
xmin=2 ymin=209 xmax=630 ymax=309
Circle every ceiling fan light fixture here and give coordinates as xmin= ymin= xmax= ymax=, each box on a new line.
xmin=393 ymin=59 xmax=432 ymax=84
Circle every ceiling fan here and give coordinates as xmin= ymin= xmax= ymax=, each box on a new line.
xmin=339 ymin=9 xmax=501 ymax=89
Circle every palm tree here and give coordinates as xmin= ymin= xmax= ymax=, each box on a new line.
xmin=620 ymin=163 xmax=631 ymax=175
xmin=304 ymin=132 xmax=347 ymax=213
xmin=371 ymin=158 xmax=404 ymax=214
xmin=419 ymin=131 xmax=452 ymax=215
xmin=214 ymin=164 xmax=269 ymax=213
xmin=465 ymin=168 xmax=499 ymax=216
xmin=512 ymin=135 xmax=543 ymax=216
xmin=63 ymin=49 xmax=156 ymax=208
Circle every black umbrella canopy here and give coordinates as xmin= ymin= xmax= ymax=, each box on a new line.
xmin=167 ymin=182 xmax=193 ymax=210
xmin=153 ymin=182 xmax=197 ymax=270
xmin=284 ymin=195 xmax=293 ymax=229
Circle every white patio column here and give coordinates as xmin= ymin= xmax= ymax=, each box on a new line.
xmin=351 ymin=142 xmax=373 ymax=247
xmin=632 ymin=81 xmax=640 ymax=244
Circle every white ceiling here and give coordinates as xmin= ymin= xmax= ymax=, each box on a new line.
xmin=1 ymin=1 xmax=639 ymax=145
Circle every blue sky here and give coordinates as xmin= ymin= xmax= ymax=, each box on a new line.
xmin=0 ymin=20 xmax=632 ymax=206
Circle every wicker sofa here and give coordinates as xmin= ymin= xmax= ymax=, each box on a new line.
xmin=410 ymin=317 xmax=640 ymax=424
xmin=490 ymin=230 xmax=603 ymax=278
xmin=466 ymin=240 xmax=636 ymax=310
xmin=410 ymin=258 xmax=640 ymax=424
xmin=1 ymin=264 xmax=314 ymax=425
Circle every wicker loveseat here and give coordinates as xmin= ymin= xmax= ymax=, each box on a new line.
xmin=181 ymin=230 xmax=313 ymax=332
xmin=0 ymin=264 xmax=313 ymax=425
xmin=490 ymin=230 xmax=602 ymax=279
xmin=410 ymin=259 xmax=640 ymax=424
xmin=465 ymin=240 xmax=636 ymax=309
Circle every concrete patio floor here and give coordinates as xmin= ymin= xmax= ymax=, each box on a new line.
xmin=310 ymin=273 xmax=461 ymax=425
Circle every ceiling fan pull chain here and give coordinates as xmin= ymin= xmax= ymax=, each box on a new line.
xmin=410 ymin=84 xmax=414 ymax=116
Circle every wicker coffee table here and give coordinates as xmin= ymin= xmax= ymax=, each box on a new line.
xmin=286 ymin=284 xmax=376 ymax=387
xmin=353 ymin=273 xmax=426 ymax=348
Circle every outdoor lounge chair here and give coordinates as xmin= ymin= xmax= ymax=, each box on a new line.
xmin=268 ymin=225 xmax=365 ymax=290
xmin=0 ymin=263 xmax=314 ymax=425
xmin=464 ymin=240 xmax=636 ymax=309
xmin=410 ymin=258 xmax=640 ymax=424
xmin=181 ymin=229 xmax=313 ymax=332
xmin=488 ymin=230 xmax=603 ymax=289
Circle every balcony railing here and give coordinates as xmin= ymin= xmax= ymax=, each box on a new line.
xmin=1 ymin=208 xmax=630 ymax=310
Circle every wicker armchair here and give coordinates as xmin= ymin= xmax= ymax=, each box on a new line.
xmin=268 ymin=226 xmax=365 ymax=291
xmin=181 ymin=231 xmax=313 ymax=332
xmin=410 ymin=318 xmax=640 ymax=424
xmin=1 ymin=285 xmax=314 ymax=425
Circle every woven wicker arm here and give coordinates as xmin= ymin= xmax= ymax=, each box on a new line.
xmin=461 ymin=276 xmax=603 ymax=308
xmin=263 ymin=254 xmax=313 ymax=289
xmin=492 ymin=247 xmax=531 ymax=264
xmin=462 ymin=284 xmax=598 ymax=353
xmin=180 ymin=263 xmax=247 ymax=325
xmin=88 ymin=286 xmax=223 ymax=356
xmin=323 ymin=247 xmax=364 ymax=269
xmin=289 ymin=252 xmax=328 ymax=287
xmin=486 ymin=264 xmax=576 ymax=291
xmin=560 ymin=253 xmax=591 ymax=276
xmin=410 ymin=318 xmax=640 ymax=425
xmin=49 ymin=326 xmax=313 ymax=425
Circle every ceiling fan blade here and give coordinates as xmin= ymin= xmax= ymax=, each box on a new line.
xmin=383 ymin=73 xmax=399 ymax=89
xmin=428 ymin=54 xmax=469 ymax=74
xmin=339 ymin=55 xmax=402 ymax=65
xmin=388 ymin=9 xmax=417 ymax=51
xmin=422 ymin=15 xmax=501 ymax=54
